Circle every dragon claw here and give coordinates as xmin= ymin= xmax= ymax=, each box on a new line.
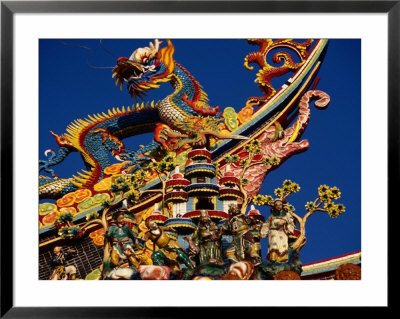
xmin=154 ymin=123 xmax=178 ymax=150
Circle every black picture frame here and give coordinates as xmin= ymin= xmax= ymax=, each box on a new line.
xmin=1 ymin=0 xmax=394 ymax=317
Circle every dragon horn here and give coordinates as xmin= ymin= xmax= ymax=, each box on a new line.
xmin=229 ymin=135 xmax=249 ymax=140
xmin=151 ymin=39 xmax=163 ymax=52
xmin=206 ymin=131 xmax=249 ymax=141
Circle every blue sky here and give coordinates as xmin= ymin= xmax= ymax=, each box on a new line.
xmin=39 ymin=39 xmax=361 ymax=264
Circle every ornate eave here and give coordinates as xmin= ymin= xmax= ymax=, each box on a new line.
xmin=145 ymin=214 xmax=168 ymax=224
xmin=218 ymin=188 xmax=244 ymax=200
xmin=165 ymin=191 xmax=189 ymax=203
xmin=185 ymin=183 xmax=219 ymax=195
xmin=187 ymin=149 xmax=212 ymax=161
xmin=184 ymin=163 xmax=217 ymax=177
xmin=301 ymin=251 xmax=361 ymax=280
xmin=166 ymin=178 xmax=191 ymax=189
xmin=164 ymin=218 xmax=197 ymax=234
xmin=219 ymin=176 xmax=241 ymax=187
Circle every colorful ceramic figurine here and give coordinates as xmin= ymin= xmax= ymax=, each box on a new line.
xmin=191 ymin=210 xmax=224 ymax=266
xmin=221 ymin=204 xmax=262 ymax=266
xmin=107 ymin=209 xmax=152 ymax=268
xmin=49 ymin=246 xmax=77 ymax=280
xmin=144 ymin=220 xmax=195 ymax=270
xmin=247 ymin=205 xmax=265 ymax=258
xmin=260 ymin=199 xmax=295 ymax=263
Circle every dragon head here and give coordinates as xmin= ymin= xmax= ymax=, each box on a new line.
xmin=112 ymin=39 xmax=175 ymax=100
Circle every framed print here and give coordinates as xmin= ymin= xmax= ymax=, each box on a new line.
xmin=1 ymin=0 xmax=394 ymax=317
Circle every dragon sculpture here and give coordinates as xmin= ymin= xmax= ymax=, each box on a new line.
xmin=39 ymin=39 xmax=329 ymax=200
